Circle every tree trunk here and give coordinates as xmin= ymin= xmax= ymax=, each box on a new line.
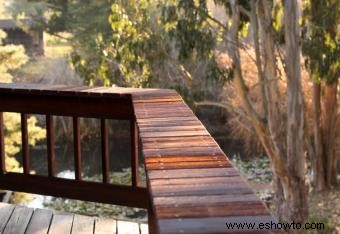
xmin=312 ymin=82 xmax=326 ymax=190
xmin=282 ymin=0 xmax=308 ymax=226
xmin=322 ymin=81 xmax=338 ymax=187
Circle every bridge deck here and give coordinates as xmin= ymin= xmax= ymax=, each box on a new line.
xmin=0 ymin=202 xmax=148 ymax=234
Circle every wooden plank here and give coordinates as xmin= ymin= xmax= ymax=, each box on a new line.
xmin=25 ymin=208 xmax=53 ymax=234
xmin=140 ymin=223 xmax=148 ymax=234
xmin=155 ymin=202 xmax=270 ymax=219
xmin=140 ymin=130 xmax=209 ymax=138
xmin=94 ymin=218 xmax=116 ymax=234
xmin=143 ymin=147 xmax=223 ymax=157
xmin=145 ymin=155 xmax=227 ymax=164
xmin=46 ymin=115 xmax=56 ymax=177
xmin=101 ymin=119 xmax=110 ymax=183
xmin=153 ymin=194 xmax=261 ymax=206
xmin=151 ymin=182 xmax=253 ymax=197
xmin=147 ymin=168 xmax=240 ymax=180
xmin=49 ymin=213 xmax=74 ymax=234
xmin=21 ymin=113 xmax=30 ymax=174
xmin=3 ymin=205 xmax=33 ymax=234
xmin=146 ymin=160 xmax=230 ymax=170
xmin=0 ymin=93 xmax=133 ymax=119
xmin=0 ymin=112 xmax=5 ymax=174
xmin=0 ymin=173 xmax=149 ymax=209
xmin=158 ymin=216 xmax=279 ymax=234
xmin=0 ymin=203 xmax=15 ymax=232
xmin=71 ymin=215 xmax=95 ymax=234
xmin=116 ymin=220 xmax=140 ymax=234
xmin=149 ymin=176 xmax=245 ymax=187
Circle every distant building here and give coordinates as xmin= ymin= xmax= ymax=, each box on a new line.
xmin=0 ymin=18 xmax=44 ymax=56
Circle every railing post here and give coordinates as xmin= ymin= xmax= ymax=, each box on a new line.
xmin=46 ymin=115 xmax=56 ymax=177
xmin=130 ymin=118 xmax=139 ymax=187
xmin=0 ymin=112 xmax=5 ymax=174
xmin=73 ymin=117 xmax=82 ymax=180
xmin=101 ymin=119 xmax=110 ymax=183
xmin=21 ymin=113 xmax=30 ymax=174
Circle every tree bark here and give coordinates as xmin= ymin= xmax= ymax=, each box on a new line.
xmin=322 ymin=81 xmax=338 ymax=187
xmin=312 ymin=82 xmax=326 ymax=190
xmin=283 ymin=0 xmax=308 ymax=225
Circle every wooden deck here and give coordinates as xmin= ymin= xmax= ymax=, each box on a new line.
xmin=0 ymin=202 xmax=148 ymax=234
xmin=0 ymin=84 xmax=281 ymax=233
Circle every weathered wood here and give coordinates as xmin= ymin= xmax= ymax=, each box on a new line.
xmin=101 ymin=119 xmax=110 ymax=183
xmin=0 ymin=112 xmax=5 ymax=174
xmin=25 ymin=208 xmax=53 ymax=234
xmin=21 ymin=113 xmax=30 ymax=174
xmin=72 ymin=214 xmax=95 ymax=234
xmin=46 ymin=115 xmax=56 ymax=177
xmin=3 ymin=206 xmax=33 ymax=234
xmin=49 ymin=213 xmax=74 ymax=234
xmin=94 ymin=218 xmax=117 ymax=234
xmin=0 ymin=202 xmax=15 ymax=232
xmin=117 ymin=220 xmax=140 ymax=234
xmin=73 ymin=117 xmax=82 ymax=181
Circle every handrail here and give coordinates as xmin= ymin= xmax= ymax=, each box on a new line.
xmin=0 ymin=83 xmax=147 ymax=209
xmin=0 ymin=83 xmax=280 ymax=233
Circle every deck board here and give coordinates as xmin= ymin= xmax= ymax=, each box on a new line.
xmin=0 ymin=202 xmax=147 ymax=234
xmin=3 ymin=205 xmax=34 ymax=234
xmin=25 ymin=208 xmax=53 ymax=234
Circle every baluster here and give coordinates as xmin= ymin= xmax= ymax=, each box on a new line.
xmin=0 ymin=112 xmax=5 ymax=174
xmin=46 ymin=115 xmax=56 ymax=177
xmin=21 ymin=113 xmax=30 ymax=174
xmin=101 ymin=119 xmax=110 ymax=183
xmin=73 ymin=117 xmax=82 ymax=180
xmin=131 ymin=119 xmax=139 ymax=187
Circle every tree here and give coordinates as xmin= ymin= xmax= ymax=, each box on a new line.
xmin=302 ymin=0 xmax=339 ymax=190
xmin=0 ymin=29 xmax=46 ymax=172
xmin=159 ymin=0 xmax=309 ymax=226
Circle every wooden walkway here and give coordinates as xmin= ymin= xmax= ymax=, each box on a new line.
xmin=0 ymin=202 xmax=148 ymax=234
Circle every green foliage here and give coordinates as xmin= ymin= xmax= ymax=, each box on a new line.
xmin=0 ymin=30 xmax=46 ymax=172
xmin=302 ymin=0 xmax=340 ymax=84
xmin=231 ymin=156 xmax=272 ymax=183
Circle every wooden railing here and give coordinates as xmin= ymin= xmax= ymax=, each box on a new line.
xmin=0 ymin=83 xmax=280 ymax=234
xmin=0 ymin=84 xmax=148 ymax=209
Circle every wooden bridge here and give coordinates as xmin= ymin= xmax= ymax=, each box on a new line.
xmin=0 ymin=83 xmax=280 ymax=233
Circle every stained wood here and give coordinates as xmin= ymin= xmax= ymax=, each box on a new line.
xmin=72 ymin=214 xmax=95 ymax=234
xmin=94 ymin=218 xmax=116 ymax=234
xmin=25 ymin=208 xmax=53 ymax=234
xmin=147 ymin=168 xmax=240 ymax=180
xmin=49 ymin=213 xmax=74 ymax=234
xmin=158 ymin=216 xmax=278 ymax=234
xmin=3 ymin=205 xmax=33 ymax=234
xmin=116 ymin=220 xmax=140 ymax=234
xmin=0 ymin=112 xmax=5 ymax=173
xmin=73 ymin=117 xmax=82 ymax=180
xmin=0 ymin=173 xmax=149 ymax=209
xmin=46 ymin=115 xmax=56 ymax=177
xmin=155 ymin=202 xmax=270 ymax=219
xmin=131 ymin=119 xmax=139 ymax=187
xmin=21 ymin=113 xmax=30 ymax=174
xmin=101 ymin=119 xmax=110 ymax=183
xmin=0 ymin=202 xmax=15 ymax=232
